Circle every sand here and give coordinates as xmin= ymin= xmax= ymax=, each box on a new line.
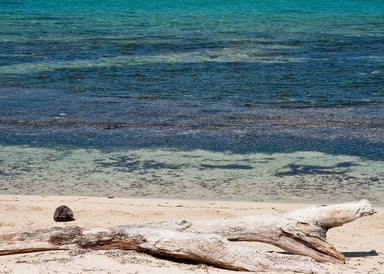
xmin=0 ymin=195 xmax=383 ymax=274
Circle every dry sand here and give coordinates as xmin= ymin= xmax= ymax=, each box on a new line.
xmin=0 ymin=195 xmax=383 ymax=274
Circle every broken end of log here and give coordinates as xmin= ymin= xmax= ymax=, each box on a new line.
xmin=287 ymin=199 xmax=375 ymax=229
xmin=354 ymin=199 xmax=376 ymax=218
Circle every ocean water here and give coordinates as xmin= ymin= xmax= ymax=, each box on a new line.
xmin=1 ymin=0 xmax=383 ymax=204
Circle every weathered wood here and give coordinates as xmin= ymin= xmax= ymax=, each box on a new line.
xmin=152 ymin=199 xmax=375 ymax=263
xmin=0 ymin=200 xmax=375 ymax=273
xmin=0 ymin=226 xmax=322 ymax=273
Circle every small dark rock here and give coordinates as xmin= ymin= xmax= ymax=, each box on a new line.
xmin=54 ymin=205 xmax=75 ymax=222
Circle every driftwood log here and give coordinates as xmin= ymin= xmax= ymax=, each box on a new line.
xmin=0 ymin=200 xmax=375 ymax=273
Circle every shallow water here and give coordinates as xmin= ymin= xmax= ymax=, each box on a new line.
xmin=1 ymin=145 xmax=383 ymax=204
xmin=0 ymin=0 xmax=383 ymax=203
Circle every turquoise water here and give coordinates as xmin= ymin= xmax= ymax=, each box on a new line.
xmin=0 ymin=0 xmax=383 ymax=203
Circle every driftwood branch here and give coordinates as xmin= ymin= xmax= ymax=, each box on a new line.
xmin=0 ymin=200 xmax=375 ymax=273
xmin=155 ymin=199 xmax=375 ymax=263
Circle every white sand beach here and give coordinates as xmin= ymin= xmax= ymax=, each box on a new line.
xmin=0 ymin=195 xmax=383 ymax=273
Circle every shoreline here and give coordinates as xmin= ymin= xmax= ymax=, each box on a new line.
xmin=0 ymin=194 xmax=383 ymax=273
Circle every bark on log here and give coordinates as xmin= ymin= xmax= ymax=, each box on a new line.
xmin=0 ymin=200 xmax=375 ymax=273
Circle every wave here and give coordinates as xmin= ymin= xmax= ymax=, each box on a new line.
xmin=0 ymin=51 xmax=308 ymax=74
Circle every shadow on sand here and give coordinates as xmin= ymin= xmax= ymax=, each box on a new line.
xmin=343 ymin=250 xmax=379 ymax=258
